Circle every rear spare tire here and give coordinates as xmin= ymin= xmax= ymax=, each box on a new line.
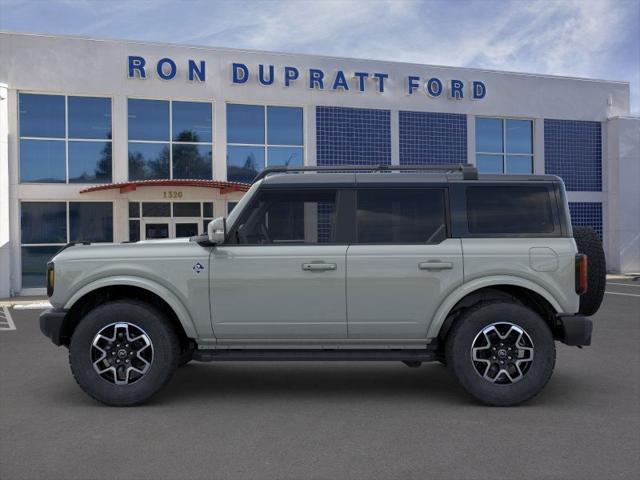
xmin=573 ymin=226 xmax=606 ymax=316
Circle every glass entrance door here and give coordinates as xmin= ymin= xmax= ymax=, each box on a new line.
xmin=141 ymin=218 xmax=202 ymax=240
xmin=174 ymin=219 xmax=201 ymax=238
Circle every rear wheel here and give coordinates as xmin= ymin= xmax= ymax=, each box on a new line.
xmin=446 ymin=301 xmax=555 ymax=406
xmin=573 ymin=226 xmax=606 ymax=316
xmin=69 ymin=300 xmax=180 ymax=406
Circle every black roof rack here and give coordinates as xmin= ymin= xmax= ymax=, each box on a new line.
xmin=252 ymin=164 xmax=478 ymax=183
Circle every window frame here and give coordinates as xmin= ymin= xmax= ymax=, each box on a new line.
xmin=475 ymin=116 xmax=534 ymax=174
xmin=128 ymin=201 xmax=214 ymax=241
xmin=127 ymin=97 xmax=215 ymax=181
xmin=226 ymin=187 xmax=348 ymax=246
xmin=353 ymin=187 xmax=450 ymax=245
xmin=226 ymin=102 xmax=306 ymax=182
xmin=18 ymin=92 xmax=114 ymax=184
xmin=19 ymin=200 xmax=115 ymax=290
xmin=448 ymin=182 xmax=566 ymax=238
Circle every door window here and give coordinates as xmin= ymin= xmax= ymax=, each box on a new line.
xmin=356 ymin=189 xmax=447 ymax=243
xmin=233 ymin=190 xmax=337 ymax=244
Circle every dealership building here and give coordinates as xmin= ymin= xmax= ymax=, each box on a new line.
xmin=0 ymin=31 xmax=638 ymax=296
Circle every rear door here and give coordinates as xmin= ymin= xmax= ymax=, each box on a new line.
xmin=346 ymin=187 xmax=463 ymax=339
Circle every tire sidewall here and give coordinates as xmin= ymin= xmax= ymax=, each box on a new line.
xmin=446 ymin=302 xmax=555 ymax=406
xmin=69 ymin=301 xmax=179 ymax=406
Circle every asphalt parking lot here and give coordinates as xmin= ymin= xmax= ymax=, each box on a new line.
xmin=1 ymin=280 xmax=639 ymax=480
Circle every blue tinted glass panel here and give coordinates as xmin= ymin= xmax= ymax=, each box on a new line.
xmin=227 ymin=202 xmax=238 ymax=214
xmin=128 ymin=99 xmax=169 ymax=141
xmin=399 ymin=111 xmax=467 ymax=165
xmin=22 ymin=246 xmax=62 ymax=288
xmin=21 ymin=202 xmax=67 ymax=244
xmin=129 ymin=202 xmax=140 ymax=218
xmin=142 ymin=203 xmax=171 ymax=217
xmin=172 ymin=144 xmax=212 ymax=180
xmin=128 ymin=142 xmax=170 ymax=180
xmin=69 ymin=202 xmax=113 ymax=242
xmin=19 ymin=93 xmax=65 ymax=138
xmin=68 ymin=141 xmax=112 ymax=183
xmin=476 ymin=154 xmax=503 ymax=173
xmin=129 ymin=220 xmax=140 ymax=242
xmin=506 ymin=120 xmax=532 ymax=154
xmin=227 ymin=104 xmax=264 ymax=144
xmin=173 ymin=203 xmax=201 ymax=217
xmin=172 ymin=101 xmax=212 ymax=143
xmin=267 ymin=147 xmax=303 ymax=167
xmin=68 ymin=96 xmax=112 ymax=139
xmin=569 ymin=202 xmax=603 ymax=238
xmin=544 ymin=119 xmax=602 ymax=191
xmin=506 ymin=155 xmax=533 ymax=174
xmin=20 ymin=139 xmax=65 ymax=183
xmin=227 ymin=145 xmax=265 ymax=183
xmin=476 ymin=118 xmax=503 ymax=153
xmin=316 ymin=106 xmax=391 ymax=166
xmin=203 ymin=202 xmax=213 ymax=218
xmin=267 ymin=106 xmax=303 ymax=145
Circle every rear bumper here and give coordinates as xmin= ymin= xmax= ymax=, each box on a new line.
xmin=39 ymin=308 xmax=69 ymax=346
xmin=556 ymin=314 xmax=593 ymax=346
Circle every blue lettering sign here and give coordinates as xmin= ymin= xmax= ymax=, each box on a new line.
xmin=128 ymin=56 xmax=147 ymax=79
xmin=232 ymin=63 xmax=249 ymax=84
xmin=472 ymin=81 xmax=486 ymax=99
xmin=425 ymin=77 xmax=443 ymax=97
xmin=407 ymin=75 xmax=420 ymax=95
xmin=373 ymin=72 xmax=388 ymax=93
xmin=188 ymin=60 xmax=205 ymax=82
xmin=157 ymin=58 xmax=177 ymax=80
xmin=332 ymin=70 xmax=349 ymax=91
xmin=259 ymin=64 xmax=274 ymax=86
xmin=284 ymin=66 xmax=299 ymax=86
xmin=309 ymin=69 xmax=324 ymax=89
xmin=449 ymin=79 xmax=464 ymax=99
xmin=354 ymin=72 xmax=368 ymax=92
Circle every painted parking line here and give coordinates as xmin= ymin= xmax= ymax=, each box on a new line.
xmin=13 ymin=301 xmax=52 ymax=310
xmin=0 ymin=305 xmax=16 ymax=331
xmin=604 ymin=291 xmax=640 ymax=298
xmin=607 ymin=282 xmax=640 ymax=288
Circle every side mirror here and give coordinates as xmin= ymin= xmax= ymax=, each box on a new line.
xmin=207 ymin=217 xmax=226 ymax=244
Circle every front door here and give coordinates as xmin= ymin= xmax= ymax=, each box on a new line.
xmin=141 ymin=218 xmax=202 ymax=240
xmin=209 ymin=188 xmax=348 ymax=339
xmin=346 ymin=188 xmax=464 ymax=339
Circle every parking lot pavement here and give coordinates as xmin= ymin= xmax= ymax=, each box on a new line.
xmin=1 ymin=281 xmax=639 ymax=480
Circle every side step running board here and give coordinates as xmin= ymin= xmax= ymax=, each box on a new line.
xmin=192 ymin=349 xmax=438 ymax=362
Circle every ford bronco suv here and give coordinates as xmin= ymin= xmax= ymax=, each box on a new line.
xmin=40 ymin=164 xmax=605 ymax=407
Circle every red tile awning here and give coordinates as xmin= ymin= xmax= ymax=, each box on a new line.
xmin=79 ymin=179 xmax=251 ymax=194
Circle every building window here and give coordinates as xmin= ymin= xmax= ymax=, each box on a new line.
xmin=226 ymin=104 xmax=304 ymax=183
xmin=569 ymin=202 xmax=603 ymax=239
xmin=475 ymin=118 xmax=533 ymax=174
xmin=399 ymin=111 xmax=467 ymax=165
xmin=128 ymin=201 xmax=214 ymax=241
xmin=316 ymin=106 xmax=391 ymax=166
xmin=20 ymin=202 xmax=113 ymax=288
xmin=544 ymin=119 xmax=602 ymax=192
xmin=128 ymin=99 xmax=213 ymax=181
xmin=19 ymin=93 xmax=112 ymax=183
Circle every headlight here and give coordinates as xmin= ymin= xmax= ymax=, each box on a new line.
xmin=46 ymin=262 xmax=55 ymax=297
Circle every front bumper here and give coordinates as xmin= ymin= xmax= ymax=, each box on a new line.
xmin=39 ymin=308 xmax=69 ymax=346
xmin=557 ymin=314 xmax=593 ymax=346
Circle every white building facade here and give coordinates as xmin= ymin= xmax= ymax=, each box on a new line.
xmin=0 ymin=32 xmax=638 ymax=296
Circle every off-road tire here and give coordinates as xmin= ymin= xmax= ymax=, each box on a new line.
xmin=446 ymin=301 xmax=556 ymax=406
xmin=69 ymin=300 xmax=180 ymax=406
xmin=573 ymin=226 xmax=606 ymax=316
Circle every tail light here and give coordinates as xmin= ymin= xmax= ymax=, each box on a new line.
xmin=575 ymin=254 xmax=588 ymax=295
xmin=46 ymin=262 xmax=55 ymax=297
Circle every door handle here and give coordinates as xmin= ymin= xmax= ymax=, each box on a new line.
xmin=419 ymin=261 xmax=453 ymax=271
xmin=302 ymin=263 xmax=337 ymax=272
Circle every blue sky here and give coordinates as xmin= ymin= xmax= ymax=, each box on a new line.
xmin=1 ymin=0 xmax=638 ymax=114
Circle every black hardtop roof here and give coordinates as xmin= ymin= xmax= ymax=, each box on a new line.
xmin=259 ymin=165 xmax=562 ymax=188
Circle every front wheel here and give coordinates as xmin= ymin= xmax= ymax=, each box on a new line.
xmin=69 ymin=300 xmax=180 ymax=406
xmin=445 ymin=301 xmax=555 ymax=406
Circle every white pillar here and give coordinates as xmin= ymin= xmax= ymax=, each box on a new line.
xmin=606 ymin=116 xmax=640 ymax=274
xmin=0 ymin=83 xmax=10 ymax=297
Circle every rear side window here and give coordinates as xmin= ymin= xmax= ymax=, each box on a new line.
xmin=356 ymin=189 xmax=447 ymax=243
xmin=466 ymin=186 xmax=555 ymax=234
